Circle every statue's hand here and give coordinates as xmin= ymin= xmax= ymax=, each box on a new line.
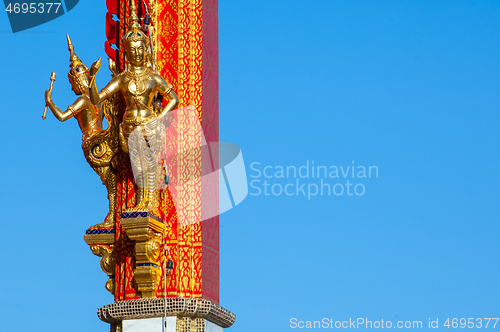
xmin=90 ymin=57 xmax=102 ymax=77
xmin=44 ymin=89 xmax=52 ymax=104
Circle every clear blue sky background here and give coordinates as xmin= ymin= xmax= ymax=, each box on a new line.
xmin=1 ymin=1 xmax=499 ymax=331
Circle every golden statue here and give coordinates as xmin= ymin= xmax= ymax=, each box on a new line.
xmin=44 ymin=34 xmax=119 ymax=229
xmin=89 ymin=0 xmax=179 ymax=217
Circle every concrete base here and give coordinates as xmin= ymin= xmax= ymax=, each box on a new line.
xmin=122 ymin=317 xmax=223 ymax=332
xmin=98 ymin=298 xmax=235 ymax=329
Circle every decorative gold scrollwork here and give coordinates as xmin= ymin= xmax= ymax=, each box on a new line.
xmin=90 ymin=244 xmax=116 ymax=294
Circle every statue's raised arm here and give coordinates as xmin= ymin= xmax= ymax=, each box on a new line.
xmin=42 ymin=34 xmax=119 ymax=230
xmin=89 ymin=57 xmax=122 ymax=105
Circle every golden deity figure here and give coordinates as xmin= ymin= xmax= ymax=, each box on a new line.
xmin=41 ymin=2 xmax=237 ymax=329
xmin=89 ymin=0 xmax=179 ymax=217
xmin=44 ymin=34 xmax=119 ymax=229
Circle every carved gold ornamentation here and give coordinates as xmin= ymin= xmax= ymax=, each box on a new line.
xmin=134 ymin=229 xmax=163 ymax=298
xmin=121 ymin=214 xmax=165 ymax=298
xmin=84 ymin=97 xmax=120 ymax=229
xmin=84 ymin=232 xmax=116 ymax=245
xmin=90 ymin=245 xmax=116 ymax=295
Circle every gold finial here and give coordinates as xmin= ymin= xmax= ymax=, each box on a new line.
xmin=67 ymin=34 xmax=82 ymax=68
xmin=123 ymin=0 xmax=148 ymax=44
xmin=128 ymin=0 xmax=141 ymax=30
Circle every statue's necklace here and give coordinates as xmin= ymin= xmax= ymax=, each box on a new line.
xmin=126 ymin=68 xmax=148 ymax=96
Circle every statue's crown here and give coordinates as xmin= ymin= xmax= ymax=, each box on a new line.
xmin=123 ymin=0 xmax=148 ymax=44
xmin=67 ymin=34 xmax=83 ymax=68
xmin=66 ymin=34 xmax=89 ymax=90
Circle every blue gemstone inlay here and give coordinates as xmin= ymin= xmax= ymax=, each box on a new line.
xmin=86 ymin=228 xmax=116 ymax=235
xmin=121 ymin=211 xmax=164 ymax=223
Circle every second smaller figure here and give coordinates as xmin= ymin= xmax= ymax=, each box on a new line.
xmin=44 ymin=34 xmax=119 ymax=229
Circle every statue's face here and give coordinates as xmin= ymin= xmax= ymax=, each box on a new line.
xmin=70 ymin=79 xmax=82 ymax=95
xmin=69 ymin=65 xmax=90 ymax=95
xmin=126 ymin=40 xmax=146 ymax=67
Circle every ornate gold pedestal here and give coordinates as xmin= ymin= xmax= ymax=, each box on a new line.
xmin=84 ymin=228 xmax=116 ymax=294
xmin=121 ymin=212 xmax=166 ymax=298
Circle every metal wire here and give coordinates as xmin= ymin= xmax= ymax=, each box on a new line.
xmin=162 ymin=132 xmax=170 ymax=332
xmin=141 ymin=0 xmax=150 ymax=15
xmin=163 ymin=163 xmax=167 ymax=332
xmin=140 ymin=0 xmax=157 ymax=72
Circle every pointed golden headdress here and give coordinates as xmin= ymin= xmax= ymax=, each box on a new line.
xmin=123 ymin=0 xmax=148 ymax=44
xmin=66 ymin=34 xmax=89 ymax=92
xmin=67 ymin=34 xmax=82 ymax=68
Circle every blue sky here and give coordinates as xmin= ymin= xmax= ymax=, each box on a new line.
xmin=1 ymin=1 xmax=500 ymax=331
